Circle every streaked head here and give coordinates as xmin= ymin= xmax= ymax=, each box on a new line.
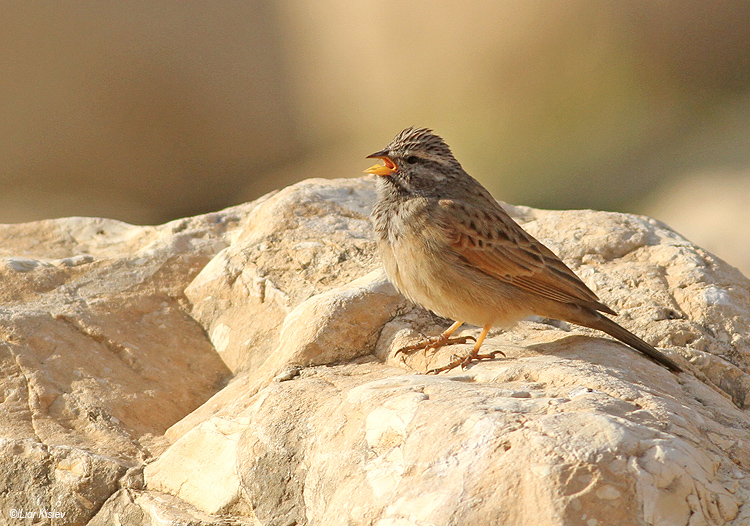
xmin=365 ymin=127 xmax=463 ymax=193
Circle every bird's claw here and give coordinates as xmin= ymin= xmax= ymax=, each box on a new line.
xmin=395 ymin=335 xmax=476 ymax=356
xmin=425 ymin=349 xmax=506 ymax=374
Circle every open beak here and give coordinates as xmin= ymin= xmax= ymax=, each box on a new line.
xmin=365 ymin=149 xmax=396 ymax=176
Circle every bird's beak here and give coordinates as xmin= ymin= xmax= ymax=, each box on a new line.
xmin=365 ymin=149 xmax=396 ymax=176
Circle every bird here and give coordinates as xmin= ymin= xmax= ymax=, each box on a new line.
xmin=365 ymin=127 xmax=683 ymax=374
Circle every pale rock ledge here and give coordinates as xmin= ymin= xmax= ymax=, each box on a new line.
xmin=0 ymin=177 xmax=748 ymax=525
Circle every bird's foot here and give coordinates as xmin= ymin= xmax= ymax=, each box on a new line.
xmin=425 ymin=348 xmax=506 ymax=375
xmin=396 ymin=334 xmax=476 ymax=357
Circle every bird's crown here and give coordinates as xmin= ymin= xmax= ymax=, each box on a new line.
xmin=387 ymin=127 xmax=456 ymax=162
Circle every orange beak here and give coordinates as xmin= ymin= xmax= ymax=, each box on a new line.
xmin=365 ymin=149 xmax=396 ymax=176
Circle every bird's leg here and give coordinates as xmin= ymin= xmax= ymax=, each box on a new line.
xmin=396 ymin=320 xmax=475 ymax=357
xmin=426 ymin=324 xmax=505 ymax=374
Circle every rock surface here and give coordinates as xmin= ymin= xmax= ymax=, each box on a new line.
xmin=0 ymin=208 xmax=252 ymax=524
xmin=1 ymin=177 xmax=749 ymax=525
xmin=645 ymin=170 xmax=750 ymax=279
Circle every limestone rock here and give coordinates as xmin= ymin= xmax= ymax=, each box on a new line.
xmin=235 ymin=360 xmax=746 ymax=526
xmin=3 ymin=176 xmax=750 ymax=525
xmin=185 ymin=177 xmax=381 ymax=373
xmin=142 ymin=177 xmax=750 ymax=526
xmin=89 ymin=489 xmax=260 ymax=526
xmin=645 ymin=171 xmax=750 ymax=278
xmin=144 ymin=268 xmax=406 ymax=514
xmin=1 ymin=439 xmax=126 ymax=525
xmin=0 ymin=206 xmax=254 ymax=524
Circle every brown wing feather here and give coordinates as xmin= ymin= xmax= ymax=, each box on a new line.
xmin=438 ymin=199 xmax=616 ymax=314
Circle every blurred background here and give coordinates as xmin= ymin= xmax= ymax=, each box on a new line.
xmin=2 ymin=1 xmax=750 ymax=274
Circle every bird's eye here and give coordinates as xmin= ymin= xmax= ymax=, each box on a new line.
xmin=405 ymin=155 xmax=420 ymax=164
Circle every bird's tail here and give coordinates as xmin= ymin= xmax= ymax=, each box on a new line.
xmin=583 ymin=313 xmax=683 ymax=373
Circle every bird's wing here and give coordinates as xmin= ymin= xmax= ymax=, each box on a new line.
xmin=436 ymin=199 xmax=615 ymax=314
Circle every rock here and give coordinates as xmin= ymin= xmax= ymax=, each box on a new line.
xmin=0 ymin=206 xmax=255 ymax=524
xmin=144 ymin=414 xmax=250 ymax=516
xmin=144 ymin=268 xmax=406 ymax=514
xmin=185 ymin=177 xmax=381 ymax=374
xmin=142 ymin=177 xmax=750 ymax=526
xmin=3 ymin=176 xmax=750 ymax=525
xmin=0 ymin=439 xmax=126 ymax=525
xmin=89 ymin=488 xmax=260 ymax=526
xmin=645 ymin=171 xmax=750 ymax=278
xmin=260 ymin=268 xmax=404 ymax=373
xmin=234 ymin=361 xmax=746 ymax=526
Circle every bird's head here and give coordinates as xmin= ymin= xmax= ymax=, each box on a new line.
xmin=365 ymin=127 xmax=463 ymax=194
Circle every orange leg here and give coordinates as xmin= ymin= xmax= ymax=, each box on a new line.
xmin=426 ymin=324 xmax=505 ymax=374
xmin=396 ymin=320 xmax=475 ymax=356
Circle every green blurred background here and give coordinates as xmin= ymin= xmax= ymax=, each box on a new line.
xmin=2 ymin=1 xmax=750 ymax=273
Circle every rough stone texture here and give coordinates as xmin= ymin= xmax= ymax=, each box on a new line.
xmin=2 ymin=177 xmax=750 ymax=525
xmin=645 ymin=171 xmax=750 ymax=278
xmin=0 ymin=207 xmax=253 ymax=524
xmin=89 ymin=489 xmax=259 ymax=526
xmin=235 ymin=361 xmax=746 ymax=526
xmin=140 ymin=178 xmax=750 ymax=526
xmin=185 ymin=177 xmax=381 ymax=373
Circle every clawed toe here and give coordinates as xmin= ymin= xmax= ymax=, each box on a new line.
xmin=473 ymin=350 xmax=506 ymax=362
xmin=395 ymin=335 xmax=476 ymax=356
xmin=425 ymin=348 xmax=506 ymax=375
xmin=394 ymin=322 xmax=503 ymax=374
